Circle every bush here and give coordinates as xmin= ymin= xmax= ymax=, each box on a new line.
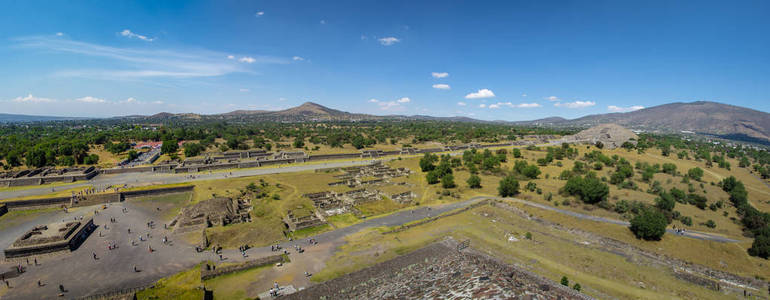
xmin=681 ymin=216 xmax=693 ymax=226
xmin=441 ymin=174 xmax=456 ymax=189
xmin=466 ymin=175 xmax=481 ymax=189
xmin=573 ymin=283 xmax=582 ymax=292
xmin=426 ymin=170 xmax=440 ymax=184
xmin=512 ymin=148 xmax=522 ymax=158
xmin=704 ymin=219 xmax=716 ymax=228
xmin=748 ymin=234 xmax=770 ymax=259
xmin=272 ymin=193 xmax=281 ymax=200
xmin=83 ymin=154 xmax=100 ymax=165
xmin=630 ymin=209 xmax=667 ymax=240
xmin=688 ymin=167 xmax=704 ymax=181
xmin=161 ymin=139 xmax=179 ymax=155
xmin=498 ymin=175 xmax=520 ymax=197
xmin=614 ymin=200 xmax=629 ymax=214
xmin=560 ymin=276 xmax=569 ymax=286
xmin=562 ymin=173 xmax=609 ymax=204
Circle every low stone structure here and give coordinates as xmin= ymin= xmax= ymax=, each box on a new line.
xmin=200 ymin=254 xmax=285 ymax=280
xmin=286 ymin=239 xmax=591 ymax=299
xmin=4 ymin=217 xmax=96 ymax=258
xmin=390 ymin=191 xmax=416 ymax=204
xmin=0 ymin=166 xmax=99 ymax=188
xmin=170 ymin=197 xmax=252 ymax=232
xmin=283 ymin=209 xmax=325 ymax=232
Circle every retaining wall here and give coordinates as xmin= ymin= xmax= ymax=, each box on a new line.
xmin=307 ymin=153 xmax=360 ymax=161
xmin=4 ymin=185 xmax=195 ymax=210
xmin=200 ymin=254 xmax=284 ymax=280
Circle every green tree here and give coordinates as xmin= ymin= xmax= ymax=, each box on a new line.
xmin=161 ymin=139 xmax=179 ymax=155
xmin=662 ymin=163 xmax=677 ymax=175
xmin=629 ymin=209 xmax=667 ymax=240
xmin=441 ymin=174 xmax=456 ymax=188
xmin=419 ymin=153 xmax=438 ymax=172
xmin=498 ymin=175 xmax=520 ymax=197
xmin=560 ymin=276 xmax=569 ymax=286
xmin=687 ymin=167 xmax=704 ymax=181
xmin=426 ymin=170 xmax=440 ymax=184
xmin=25 ymin=148 xmax=47 ymax=168
xmin=512 ymin=148 xmax=522 ymax=158
xmin=467 ymin=174 xmax=481 ymax=189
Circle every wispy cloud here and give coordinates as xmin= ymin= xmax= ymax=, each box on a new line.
xmin=431 ymin=72 xmax=449 ymax=78
xmin=255 ymin=11 xmax=265 ymax=17
xmin=14 ymin=36 xmax=287 ymax=79
xmin=608 ymin=105 xmax=644 ymax=112
xmin=119 ymin=29 xmax=155 ymax=42
xmin=397 ymin=97 xmax=411 ymax=103
xmin=239 ymin=56 xmax=256 ymax=63
xmin=479 ymin=104 xmax=486 ymax=108
xmin=465 ymin=88 xmax=495 ymax=99
xmin=320 ymin=20 xmax=326 ymax=25
xmin=239 ymin=88 xmax=250 ymax=92
xmin=378 ymin=37 xmax=400 ymax=46
xmin=76 ymin=96 xmax=107 ymax=103
xmin=432 ymin=84 xmax=450 ymax=90
xmin=457 ymin=102 xmax=466 ymax=106
xmin=56 ymin=32 xmax=64 ymax=37
xmin=546 ymin=96 xmax=559 ymax=101
xmin=554 ymin=101 xmax=596 ymax=108
xmin=485 ymin=102 xmax=541 ymax=109
xmin=370 ymin=97 xmax=410 ymax=111
xmin=292 ymin=56 xmax=304 ymax=61
xmin=12 ymin=94 xmax=56 ymax=103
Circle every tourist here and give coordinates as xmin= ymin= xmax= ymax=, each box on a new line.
xmin=92 ymin=252 xmax=97 ymax=260
xmin=58 ymin=284 xmax=64 ymax=292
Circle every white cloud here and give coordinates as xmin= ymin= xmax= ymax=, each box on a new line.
xmin=483 ymin=102 xmax=542 ymax=109
xmin=15 ymin=36 xmax=288 ymax=79
xmin=368 ymin=98 xmax=379 ymax=103
xmin=457 ymin=102 xmax=466 ymax=106
xmin=119 ymin=29 xmax=155 ymax=42
xmin=320 ymin=20 xmax=326 ymax=25
xmin=432 ymin=84 xmax=450 ymax=90
xmin=56 ymin=32 xmax=63 ymax=36
xmin=292 ymin=56 xmax=304 ymax=61
xmin=255 ymin=11 xmax=264 ymax=17
xmin=479 ymin=104 xmax=486 ymax=108
xmin=122 ymin=97 xmax=137 ymax=103
xmin=517 ymin=103 xmax=541 ymax=108
xmin=431 ymin=72 xmax=449 ymax=78
xmin=546 ymin=96 xmax=559 ymax=101
xmin=522 ymin=93 xmax=527 ymax=97
xmin=554 ymin=101 xmax=596 ymax=108
xmin=227 ymin=55 xmax=235 ymax=60
xmin=397 ymin=97 xmax=410 ymax=103
xmin=152 ymin=100 xmax=164 ymax=105
xmin=608 ymin=105 xmax=644 ymax=112
xmin=378 ymin=37 xmax=400 ymax=46
xmin=11 ymin=94 xmax=56 ymax=103
xmin=76 ymin=96 xmax=107 ymax=103
xmin=465 ymin=88 xmax=495 ymax=99
xmin=371 ymin=97 xmax=410 ymax=111
xmin=239 ymin=56 xmax=256 ymax=63
xmin=239 ymin=88 xmax=250 ymax=92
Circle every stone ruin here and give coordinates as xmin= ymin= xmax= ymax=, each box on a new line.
xmin=4 ymin=218 xmax=96 ymax=258
xmin=328 ymin=162 xmax=411 ymax=187
xmin=303 ymin=189 xmax=384 ymax=217
xmin=283 ymin=209 xmax=325 ymax=232
xmin=170 ymin=197 xmax=252 ymax=232
xmin=285 ymin=239 xmax=591 ymax=300
xmin=390 ymin=191 xmax=417 ymax=204
xmin=561 ymin=123 xmax=638 ymax=149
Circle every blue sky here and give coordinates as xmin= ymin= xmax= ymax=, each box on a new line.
xmin=0 ymin=0 xmax=768 ymax=119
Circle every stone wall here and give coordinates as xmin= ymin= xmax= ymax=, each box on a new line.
xmin=5 ymin=185 xmax=195 ymax=211
xmin=200 ymin=254 xmax=284 ymax=280
xmin=307 ymin=153 xmax=360 ymax=161
xmin=4 ymin=218 xmax=96 ymax=259
xmin=121 ymin=185 xmax=195 ymax=199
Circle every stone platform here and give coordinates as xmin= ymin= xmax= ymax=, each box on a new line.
xmin=3 ymin=217 xmax=96 ymax=259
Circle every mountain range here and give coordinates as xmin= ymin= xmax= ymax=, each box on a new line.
xmin=4 ymin=101 xmax=769 ymax=145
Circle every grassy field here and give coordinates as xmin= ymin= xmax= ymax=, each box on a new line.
xmin=136 ymin=264 xmax=204 ymax=300
xmin=0 ymin=207 xmax=61 ymax=231
xmin=312 ymin=203 xmax=759 ymax=299
xmin=203 ymin=264 xmax=273 ymax=300
xmin=130 ymin=192 xmax=193 ymax=222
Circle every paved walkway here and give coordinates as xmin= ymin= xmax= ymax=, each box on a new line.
xmin=0 ymin=194 xmax=740 ymax=299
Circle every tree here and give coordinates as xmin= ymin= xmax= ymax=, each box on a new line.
xmin=441 ymin=174 xmax=456 ymax=188
xmin=183 ymin=143 xmax=205 ymax=157
xmin=293 ymin=137 xmax=305 ymax=148
xmin=573 ymin=283 xmax=582 ymax=292
xmin=661 ymin=163 xmax=677 ymax=175
xmin=467 ymin=175 xmax=481 ymax=189
xmin=655 ymin=193 xmax=676 ymax=211
xmin=629 ymin=209 xmax=667 ymax=241
xmin=161 ymin=139 xmax=179 ymax=155
xmin=687 ymin=167 xmax=704 ymax=181
xmin=419 ymin=153 xmax=438 ymax=172
xmin=522 ymin=165 xmax=541 ymax=179
xmin=512 ymin=148 xmax=522 ymax=158
xmin=127 ymin=150 xmax=140 ymax=161
xmin=83 ymin=154 xmax=100 ymax=165
xmin=25 ymin=148 xmax=47 ymax=168
xmin=498 ymin=175 xmax=519 ymax=197
xmin=426 ymin=170 xmax=440 ymax=184
xmin=748 ymin=234 xmax=770 ymax=259
xmin=562 ymin=174 xmax=609 ymax=204
xmin=560 ymin=276 xmax=569 ymax=286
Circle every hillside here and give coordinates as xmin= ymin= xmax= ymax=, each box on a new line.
xmin=519 ymin=101 xmax=770 ymax=144
xmin=0 ymin=113 xmax=82 ymax=123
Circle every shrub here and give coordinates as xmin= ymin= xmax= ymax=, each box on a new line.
xmin=614 ymin=200 xmax=630 ymax=214
xmin=498 ymin=175 xmax=520 ymax=197
xmin=441 ymin=174 xmax=456 ymax=189
xmin=466 ymin=174 xmax=481 ymax=189
xmin=560 ymin=276 xmax=569 ymax=286
xmin=688 ymin=167 xmax=704 ymax=181
xmin=748 ymin=234 xmax=770 ymax=259
xmin=161 ymin=139 xmax=179 ymax=155
xmin=704 ymin=219 xmax=716 ymax=228
xmin=630 ymin=209 xmax=667 ymax=240
xmin=562 ymin=173 xmax=609 ymax=204
xmin=573 ymin=283 xmax=582 ymax=292
xmin=426 ymin=170 xmax=440 ymax=184
xmin=681 ymin=216 xmax=693 ymax=226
